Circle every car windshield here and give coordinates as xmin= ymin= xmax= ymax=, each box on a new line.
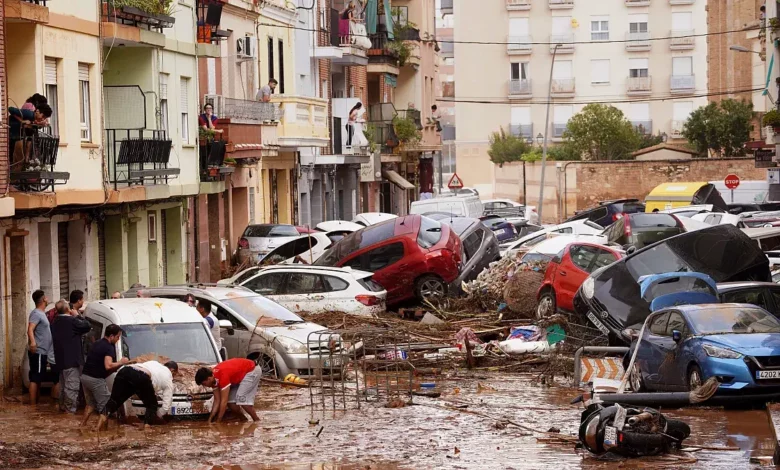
xmin=222 ymin=295 xmax=304 ymax=324
xmin=243 ymin=225 xmax=299 ymax=238
xmin=417 ymin=216 xmax=444 ymax=248
xmin=121 ymin=323 xmax=219 ymax=364
xmin=687 ymin=306 xmax=780 ymax=335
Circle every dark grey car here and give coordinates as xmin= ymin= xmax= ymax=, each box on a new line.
xmin=428 ymin=215 xmax=500 ymax=295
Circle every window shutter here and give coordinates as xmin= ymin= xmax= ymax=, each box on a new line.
xmin=552 ymin=60 xmax=573 ymax=79
xmin=180 ymin=78 xmax=189 ymax=110
xmin=552 ymin=17 xmax=571 ymax=35
xmin=591 ymin=59 xmax=609 ymax=83
xmin=630 ymin=103 xmax=650 ymax=120
xmin=45 ymin=58 xmax=57 ymax=85
xmin=672 ymin=12 xmax=692 ymax=30
xmin=629 ymin=58 xmax=649 ymax=70
xmin=553 ymin=105 xmax=574 ymax=123
xmin=629 ymin=14 xmax=648 ymax=24
xmin=673 ymin=102 xmax=693 ymax=120
xmin=78 ymin=63 xmax=90 ymax=82
xmin=509 ymin=18 xmax=529 ymax=36
xmin=511 ymin=107 xmax=531 ymax=125
xmin=672 ymin=57 xmax=692 ymax=75
xmin=160 ymin=74 xmax=168 ymax=100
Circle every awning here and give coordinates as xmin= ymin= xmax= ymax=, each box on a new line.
xmin=383 ymin=170 xmax=415 ymax=190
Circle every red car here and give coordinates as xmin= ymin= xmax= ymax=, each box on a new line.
xmin=536 ymin=242 xmax=623 ymax=317
xmin=316 ymin=215 xmax=462 ymax=305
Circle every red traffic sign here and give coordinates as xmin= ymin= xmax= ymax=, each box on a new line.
xmin=447 ymin=173 xmax=464 ymax=190
xmin=724 ymin=174 xmax=740 ymax=190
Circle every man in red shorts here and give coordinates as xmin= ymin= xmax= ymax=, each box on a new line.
xmin=195 ymin=358 xmax=261 ymax=423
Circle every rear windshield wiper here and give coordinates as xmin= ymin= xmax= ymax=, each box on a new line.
xmin=284 ymin=320 xmax=305 ymax=325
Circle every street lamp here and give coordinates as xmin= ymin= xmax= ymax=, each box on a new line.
xmin=536 ymin=133 xmax=544 ymax=146
xmin=538 ymin=43 xmax=562 ymax=224
xmin=729 ymin=44 xmax=760 ymax=55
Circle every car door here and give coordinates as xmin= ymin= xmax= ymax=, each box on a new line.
xmin=211 ymin=302 xmax=250 ymax=359
xmin=636 ymin=312 xmax=670 ymax=390
xmin=648 ymin=311 xmax=686 ymax=391
xmin=274 ymin=272 xmax=329 ymax=313
xmin=361 ymin=241 xmax=407 ymax=302
xmin=767 ymin=287 xmax=780 ymax=317
xmin=321 ymin=274 xmax=354 ymax=311
xmin=241 ymin=271 xmax=287 ymax=297
xmin=556 ymin=245 xmax=597 ymax=311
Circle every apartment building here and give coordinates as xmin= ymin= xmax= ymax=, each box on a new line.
xmin=436 ymin=0 xmax=455 ymax=188
xmin=454 ymin=0 xmax=708 ymax=196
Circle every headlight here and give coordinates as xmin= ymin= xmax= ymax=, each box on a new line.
xmin=275 ymin=336 xmax=308 ymax=354
xmin=702 ymin=343 xmax=742 ymax=359
xmin=582 ymin=277 xmax=595 ymax=299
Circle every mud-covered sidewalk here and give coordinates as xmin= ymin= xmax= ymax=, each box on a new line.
xmin=0 ymin=373 xmax=774 ymax=469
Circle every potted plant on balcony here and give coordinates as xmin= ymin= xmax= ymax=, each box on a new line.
xmin=392 ymin=114 xmax=422 ymax=152
xmin=104 ymin=0 xmax=176 ymax=26
xmin=223 ymin=157 xmax=237 ymax=167
xmin=199 ymin=127 xmax=217 ymax=145
xmin=763 ymin=109 xmax=780 ymax=134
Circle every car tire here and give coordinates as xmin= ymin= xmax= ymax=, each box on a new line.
xmin=536 ymin=290 xmax=556 ymax=319
xmin=629 ymin=364 xmax=647 ymax=392
xmin=687 ymin=364 xmax=704 ymax=391
xmin=415 ymin=274 xmax=447 ymax=302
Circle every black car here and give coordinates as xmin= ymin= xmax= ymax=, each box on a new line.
xmin=573 ymin=224 xmax=771 ymax=344
xmin=602 ymin=213 xmax=685 ymax=250
xmin=566 ymin=199 xmax=646 ymax=228
xmin=728 ymin=203 xmax=780 ymax=215
xmin=718 ymin=282 xmax=780 ymax=315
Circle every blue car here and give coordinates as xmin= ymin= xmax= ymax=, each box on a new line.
xmin=631 ymin=303 xmax=780 ymax=394
xmin=479 ymin=215 xmax=517 ymax=243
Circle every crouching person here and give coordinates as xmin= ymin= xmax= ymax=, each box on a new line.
xmin=97 ymin=360 xmax=178 ymax=430
xmin=195 ymin=358 xmax=260 ymax=423
xmin=80 ymin=324 xmax=128 ymax=426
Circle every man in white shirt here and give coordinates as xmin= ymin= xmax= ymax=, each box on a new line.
xmin=196 ymin=299 xmax=221 ymax=349
xmin=97 ymin=360 xmax=177 ymax=430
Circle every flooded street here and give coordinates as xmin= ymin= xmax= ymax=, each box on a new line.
xmin=0 ymin=373 xmax=775 ymax=469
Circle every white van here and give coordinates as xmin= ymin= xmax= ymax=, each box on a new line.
xmin=410 ymin=195 xmax=483 ymax=218
xmin=84 ymin=298 xmax=222 ymax=418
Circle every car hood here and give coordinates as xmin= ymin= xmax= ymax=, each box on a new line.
xmin=704 ymin=333 xmax=780 ymax=356
xmin=259 ymin=321 xmax=327 ymax=344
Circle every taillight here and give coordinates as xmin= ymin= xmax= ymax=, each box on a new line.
xmin=355 ymin=295 xmax=380 ymax=306
xmin=624 ymin=220 xmax=632 ymax=237
xmin=612 ymin=212 xmax=625 ymax=222
xmin=238 ymin=237 xmax=249 ymax=249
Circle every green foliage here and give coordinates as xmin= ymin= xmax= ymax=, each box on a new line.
xmin=110 ymin=0 xmax=174 ymax=16
xmin=520 ymin=147 xmax=542 ymax=162
xmin=392 ymin=115 xmax=421 ymax=145
xmin=488 ymin=128 xmax=531 ymax=166
xmin=562 ymin=104 xmax=641 ymax=160
xmin=198 ymin=127 xmax=216 ymax=143
xmin=363 ymin=123 xmax=378 ymax=154
xmin=681 ymin=99 xmax=753 ymax=158
xmin=638 ymin=132 xmax=664 ymax=150
xmin=763 ymin=109 xmax=780 ymax=128
xmin=387 ymin=40 xmax=413 ymax=66
xmin=547 ymin=143 xmax=581 ymax=161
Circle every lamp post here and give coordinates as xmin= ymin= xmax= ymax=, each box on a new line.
xmin=537 ymin=43 xmax=562 ymax=224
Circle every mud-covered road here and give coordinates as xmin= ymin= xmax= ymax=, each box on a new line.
xmin=0 ymin=373 xmax=775 ymax=469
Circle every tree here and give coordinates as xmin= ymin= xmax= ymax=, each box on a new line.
xmin=562 ymin=104 xmax=641 ymax=160
xmin=488 ymin=127 xmax=531 ymax=166
xmin=681 ymin=99 xmax=753 ymax=158
xmin=638 ymin=132 xmax=664 ymax=150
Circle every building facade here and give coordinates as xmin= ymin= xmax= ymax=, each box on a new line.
xmin=453 ymin=0 xmax=708 ymax=197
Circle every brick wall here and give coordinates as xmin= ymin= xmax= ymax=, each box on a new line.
xmin=0 ymin=0 xmax=8 ymax=196
xmin=347 ymin=66 xmax=368 ymax=104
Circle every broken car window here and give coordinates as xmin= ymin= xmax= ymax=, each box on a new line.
xmin=570 ymin=245 xmax=599 ymax=271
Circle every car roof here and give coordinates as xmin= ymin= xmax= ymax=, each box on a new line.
xmin=251 ymin=264 xmax=373 ymax=279
xmin=85 ymin=298 xmax=204 ymax=325
xmin=129 ymin=285 xmax=258 ymax=301
xmin=716 ymin=281 xmax=780 ymax=291
xmin=444 ymin=217 xmax=480 ymax=236
xmin=670 ymin=302 xmax=764 ymax=313
xmin=393 ymin=214 xmax=419 ymax=236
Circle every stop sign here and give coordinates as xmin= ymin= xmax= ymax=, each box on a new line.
xmin=724 ymin=174 xmax=740 ymax=190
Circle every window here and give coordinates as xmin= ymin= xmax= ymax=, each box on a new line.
xmin=671 ymin=11 xmax=692 ymax=32
xmin=243 ymin=272 xmax=287 ymax=295
xmin=590 ymin=59 xmax=610 ymax=84
xmin=629 ymin=58 xmax=649 ymax=78
xmin=592 ymin=249 xmax=618 ymax=270
xmin=704 ymin=214 xmax=722 ymax=225
xmin=323 ymin=276 xmax=349 ymax=292
xmin=44 ymin=57 xmax=58 ymax=135
xmin=159 ymin=73 xmax=169 ymax=134
xmin=760 ymin=236 xmax=780 ymax=251
xmin=553 ymin=104 xmax=573 ymax=124
xmin=648 ymin=312 xmax=670 ymax=336
xmin=570 ymin=245 xmax=598 ymax=271
xmin=629 ymin=14 xmax=648 ymax=34
xmin=553 ymin=60 xmax=573 ymax=79
xmin=249 ymin=187 xmax=256 ymax=224
xmin=417 ymin=217 xmax=443 ymax=248
xmin=590 ymin=16 xmax=609 ymax=41
xmin=509 ymin=17 xmax=529 ymax=37
xmin=666 ymin=312 xmax=687 ymax=337
xmin=551 ymin=16 xmax=572 ymax=38
xmin=392 ymin=6 xmax=408 ymax=26
xmin=180 ymin=77 xmax=190 ymax=143
xmin=672 ymin=57 xmax=692 ymax=76
xmin=673 ymin=101 xmax=694 ymax=122
xmin=268 ymin=37 xmax=275 ymax=83
xmin=278 ymin=39 xmax=285 ymax=94
xmin=235 ymin=267 xmax=262 ymax=284
xmin=284 ymin=273 xmax=326 ymax=294
xmin=511 ymin=62 xmax=529 ymax=80
xmin=365 ymin=242 xmax=405 ymax=272
xmin=213 ymin=304 xmax=247 ymax=330
xmin=462 ymin=230 xmax=483 ymax=261
xmin=444 ymin=57 xmax=455 ymax=66
xmin=78 ymin=63 xmax=91 ymax=141
xmin=722 ymin=289 xmax=770 ymax=311
xmin=630 ymin=103 xmax=650 ymax=121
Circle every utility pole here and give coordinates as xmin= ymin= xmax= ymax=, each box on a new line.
xmin=537 ymin=44 xmax=561 ymax=224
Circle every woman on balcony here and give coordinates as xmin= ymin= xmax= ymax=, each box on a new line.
xmin=339 ymin=1 xmax=355 ymax=43
xmin=346 ymin=102 xmax=368 ymax=150
xmin=198 ymin=103 xmax=223 ymax=174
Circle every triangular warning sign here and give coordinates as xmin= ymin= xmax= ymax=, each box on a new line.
xmin=447 ymin=173 xmax=464 ymax=189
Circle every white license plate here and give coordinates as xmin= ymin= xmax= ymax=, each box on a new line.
xmin=757 ymin=370 xmax=780 ymax=380
xmin=171 ymin=406 xmax=193 ymax=415
xmin=604 ymin=426 xmax=617 ymax=446
xmin=324 ymin=357 xmax=342 ymax=368
xmin=587 ymin=312 xmax=610 ymax=335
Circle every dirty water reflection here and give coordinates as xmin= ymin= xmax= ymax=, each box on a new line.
xmin=0 ymin=373 xmax=775 ymax=469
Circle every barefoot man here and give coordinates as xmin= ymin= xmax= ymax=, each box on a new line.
xmin=195 ymin=358 xmax=261 ymax=423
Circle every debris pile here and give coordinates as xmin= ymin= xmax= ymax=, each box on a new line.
xmin=460 ymin=255 xmax=549 ymax=315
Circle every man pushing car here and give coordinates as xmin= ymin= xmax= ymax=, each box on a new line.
xmin=195 ymin=358 xmax=261 ymax=423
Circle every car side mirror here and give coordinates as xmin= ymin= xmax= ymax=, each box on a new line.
xmin=672 ymin=330 xmax=682 ymax=343
xmin=218 ymin=319 xmax=235 ymax=335
xmin=219 ymin=347 xmax=227 ymax=361
xmin=625 ymin=245 xmax=637 ymax=255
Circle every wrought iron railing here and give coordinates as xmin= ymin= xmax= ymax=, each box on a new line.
xmin=509 ymin=79 xmax=531 ymax=95
xmin=105 ymin=129 xmax=178 ymax=188
xmin=101 ymin=0 xmax=175 ymax=32
xmin=10 ymin=131 xmax=67 ymax=192
xmin=221 ymin=97 xmax=281 ymax=122
xmin=367 ymin=122 xmax=399 ymax=154
xmin=670 ymin=74 xmax=695 ymax=91
xmin=22 ymin=0 xmax=48 ymax=5
xmin=197 ymin=0 xmax=225 ymax=44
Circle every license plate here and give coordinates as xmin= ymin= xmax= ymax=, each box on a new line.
xmin=604 ymin=426 xmax=617 ymax=446
xmin=587 ymin=312 xmax=610 ymax=335
xmin=171 ymin=406 xmax=193 ymax=415
xmin=756 ymin=370 xmax=780 ymax=380
xmin=324 ymin=357 xmax=342 ymax=368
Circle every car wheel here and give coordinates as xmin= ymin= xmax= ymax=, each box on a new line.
xmin=536 ymin=291 xmax=556 ymax=319
xmin=416 ymin=275 xmax=447 ymax=301
xmin=687 ymin=364 xmax=703 ymax=391
xmin=630 ymin=364 xmax=646 ymax=392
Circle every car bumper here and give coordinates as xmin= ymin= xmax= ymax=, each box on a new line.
xmin=702 ymin=357 xmax=780 ymax=392
xmin=130 ymin=393 xmax=213 ymax=418
xmin=573 ymin=290 xmax=627 ymax=342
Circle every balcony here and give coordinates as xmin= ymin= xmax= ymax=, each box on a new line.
xmin=208 ymin=98 xmax=281 ymax=159
xmin=632 ymin=120 xmax=653 ymax=135
xmin=10 ymin=131 xmax=69 ymax=192
xmin=627 ymin=76 xmax=652 ymax=95
xmin=669 ymin=0 xmax=694 ymax=4
xmin=625 ymin=31 xmax=651 ymax=51
xmin=510 ymin=124 xmax=534 ymax=139
xmin=670 ymin=30 xmax=695 ymax=50
xmin=101 ymin=0 xmax=175 ymax=47
xmin=6 ymin=0 xmax=49 ymax=23
xmin=328 ymin=12 xmax=370 ymax=66
xmin=507 ymin=35 xmax=533 ymax=55
xmin=509 ymin=79 xmax=532 ymax=99
xmin=105 ymin=129 xmax=178 ymax=189
xmin=441 ymin=0 xmax=453 ymax=15
xmin=552 ymin=123 xmax=568 ymax=138
xmin=199 ymin=138 xmax=234 ymax=182
xmin=550 ymin=34 xmax=575 ymax=54
xmin=549 ymin=0 xmax=574 ymax=9
xmin=670 ymin=120 xmax=686 ymax=138
xmin=271 ymin=95 xmax=329 ymax=148
xmin=506 ymin=0 xmax=531 ymax=10
xmin=196 ymin=0 xmax=229 ymax=48
xmin=440 ymin=40 xmax=454 ymax=58
xmin=550 ymin=78 xmax=575 ymax=98
xmin=625 ymin=0 xmax=650 ymax=5
xmin=368 ymin=32 xmax=401 ymax=74
xmin=670 ymin=74 xmax=695 ymax=94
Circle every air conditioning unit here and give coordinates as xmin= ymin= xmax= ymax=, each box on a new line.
xmin=236 ymin=36 xmax=256 ymax=59
xmin=203 ymin=94 xmax=224 ymax=116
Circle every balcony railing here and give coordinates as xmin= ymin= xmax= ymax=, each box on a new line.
xmin=197 ymin=0 xmax=227 ymax=44
xmin=218 ymin=97 xmax=281 ymax=122
xmin=510 ymin=124 xmax=533 ymax=138
xmin=506 ymin=0 xmax=531 ymax=10
xmin=625 ymin=0 xmax=650 ymax=5
xmin=553 ymin=123 xmax=568 ymax=137
xmin=101 ymin=0 xmax=175 ymax=32
xmin=10 ymin=131 xmax=68 ymax=192
xmin=627 ymin=76 xmax=652 ymax=94
xmin=670 ymin=30 xmax=695 ymax=49
xmin=669 ymin=0 xmax=694 ymax=4
xmin=367 ymin=121 xmax=399 ymax=154
xmin=670 ymin=74 xmax=695 ymax=92
xmin=632 ymin=120 xmax=653 ymax=135
xmin=507 ymin=35 xmax=533 ymax=54
xmin=105 ymin=129 xmax=178 ymax=189
xmin=442 ymin=81 xmax=455 ymax=98
xmin=625 ymin=31 xmax=651 ymax=50
xmin=671 ymin=120 xmax=686 ymax=137
xmin=199 ymin=138 xmax=233 ymax=182
xmin=398 ymin=109 xmax=423 ymax=130
xmin=551 ymin=78 xmax=575 ymax=95
xmin=22 ymin=0 xmax=48 ymax=4
xmin=440 ymin=41 xmax=454 ymax=57
xmin=550 ymin=34 xmax=575 ymax=53
xmin=332 ymin=14 xmax=371 ymax=51
xmin=509 ymin=79 xmax=531 ymax=96
xmin=549 ymin=0 xmax=574 ymax=8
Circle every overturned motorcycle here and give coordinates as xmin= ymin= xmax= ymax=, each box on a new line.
xmin=577 ymin=394 xmax=691 ymax=457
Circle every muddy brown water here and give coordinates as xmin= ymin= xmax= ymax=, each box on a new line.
xmin=0 ymin=373 xmax=774 ymax=469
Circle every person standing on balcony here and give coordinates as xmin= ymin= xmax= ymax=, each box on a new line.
xmin=256 ymin=79 xmax=278 ymax=103
xmin=346 ymin=102 xmax=363 ymax=147
xmin=198 ymin=103 xmax=222 ymax=136
xmin=9 ymin=104 xmax=52 ymax=168
xmin=340 ymin=1 xmax=356 ymax=42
